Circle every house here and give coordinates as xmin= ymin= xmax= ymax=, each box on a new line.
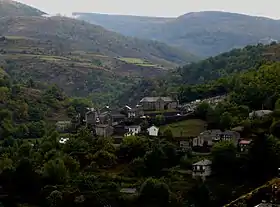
xmin=71 ymin=113 xmax=81 ymax=129
xmin=192 ymin=130 xmax=240 ymax=148
xmin=192 ymin=159 xmax=212 ymax=180
xmin=179 ymin=140 xmax=191 ymax=152
xmin=121 ymin=105 xmax=132 ymax=115
xmin=239 ymin=139 xmax=252 ymax=152
xmin=110 ymin=112 xmax=126 ymax=125
xmin=127 ymin=106 xmax=144 ymax=118
xmin=84 ymin=109 xmax=98 ymax=126
xmin=98 ymin=112 xmax=110 ymax=125
xmin=95 ymin=124 xmax=114 ymax=137
xmin=249 ymin=110 xmax=273 ymax=118
xmin=125 ymin=125 xmax=141 ymax=136
xmin=139 ymin=97 xmax=178 ymax=111
xmin=147 ymin=126 xmax=159 ymax=137
xmin=56 ymin=121 xmax=72 ymax=132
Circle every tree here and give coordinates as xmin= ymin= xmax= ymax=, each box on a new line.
xmin=119 ymin=136 xmax=148 ymax=162
xmin=155 ymin=115 xmax=165 ymax=126
xmin=144 ymin=146 xmax=166 ymax=176
xmin=47 ymin=190 xmax=63 ymax=207
xmin=27 ymin=121 xmax=46 ymax=138
xmin=219 ymin=112 xmax=233 ymax=130
xmin=161 ymin=141 xmax=178 ymax=168
xmin=43 ymin=158 xmax=68 ymax=184
xmin=139 ymin=178 xmax=170 ymax=206
xmin=195 ymin=102 xmax=211 ymax=119
xmin=211 ymin=141 xmax=237 ymax=175
xmin=14 ymin=124 xmax=29 ymax=139
xmin=270 ymin=120 xmax=280 ymax=138
xmin=93 ymin=150 xmax=116 ymax=169
xmin=0 ymin=87 xmax=10 ymax=103
xmin=130 ymin=157 xmax=146 ymax=177
xmin=163 ymin=127 xmax=173 ymax=140
xmin=248 ymin=135 xmax=280 ymax=180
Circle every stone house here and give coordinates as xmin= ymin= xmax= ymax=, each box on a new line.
xmin=192 ymin=159 xmax=212 ymax=180
xmin=139 ymin=97 xmax=178 ymax=111
xmin=109 ymin=111 xmax=126 ymax=126
xmin=147 ymin=126 xmax=159 ymax=137
xmin=95 ymin=124 xmax=114 ymax=137
xmin=85 ymin=109 xmax=98 ymax=127
xmin=192 ymin=130 xmax=240 ymax=148
xmin=98 ymin=112 xmax=110 ymax=125
xmin=128 ymin=106 xmax=144 ymax=118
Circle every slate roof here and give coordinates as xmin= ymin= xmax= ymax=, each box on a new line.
xmin=111 ymin=113 xmax=126 ymax=118
xmin=127 ymin=125 xmax=141 ymax=129
xmin=193 ymin=159 xmax=212 ymax=166
xmin=140 ymin=97 xmax=174 ymax=103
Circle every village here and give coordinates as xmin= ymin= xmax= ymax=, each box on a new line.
xmin=55 ymin=94 xmax=274 ymax=183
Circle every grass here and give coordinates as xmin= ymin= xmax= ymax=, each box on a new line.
xmin=5 ymin=35 xmax=33 ymax=40
xmin=119 ymin=57 xmax=158 ymax=67
xmin=160 ymin=119 xmax=207 ymax=137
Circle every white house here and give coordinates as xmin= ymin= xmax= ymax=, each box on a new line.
xmin=192 ymin=159 xmax=212 ymax=180
xmin=147 ymin=126 xmax=159 ymax=137
xmin=125 ymin=125 xmax=141 ymax=136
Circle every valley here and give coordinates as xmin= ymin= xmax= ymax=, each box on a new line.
xmin=2 ymin=0 xmax=280 ymax=207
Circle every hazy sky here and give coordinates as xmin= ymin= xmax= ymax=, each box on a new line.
xmin=17 ymin=0 xmax=280 ymax=19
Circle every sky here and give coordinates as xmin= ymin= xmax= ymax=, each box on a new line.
xmin=17 ymin=0 xmax=280 ymax=19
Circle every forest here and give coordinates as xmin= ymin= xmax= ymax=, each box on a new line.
xmin=2 ymin=59 xmax=280 ymax=206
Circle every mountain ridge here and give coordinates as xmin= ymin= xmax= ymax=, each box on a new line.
xmin=75 ymin=11 xmax=280 ymax=57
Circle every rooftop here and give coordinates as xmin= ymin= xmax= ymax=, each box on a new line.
xmin=193 ymin=159 xmax=212 ymax=166
xmin=140 ymin=97 xmax=174 ymax=103
xmin=249 ymin=110 xmax=273 ymax=117
xmin=239 ymin=140 xmax=252 ymax=145
xmin=127 ymin=125 xmax=141 ymax=128
xmin=120 ymin=188 xmax=137 ymax=194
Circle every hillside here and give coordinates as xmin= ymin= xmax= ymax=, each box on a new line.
xmin=116 ymin=42 xmax=280 ymax=106
xmin=0 ymin=36 xmax=175 ymax=105
xmin=0 ymin=73 xmax=74 ymax=139
xmin=75 ymin=11 xmax=280 ymax=57
xmin=0 ymin=15 xmax=197 ymax=66
xmin=0 ymin=0 xmax=45 ymax=17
